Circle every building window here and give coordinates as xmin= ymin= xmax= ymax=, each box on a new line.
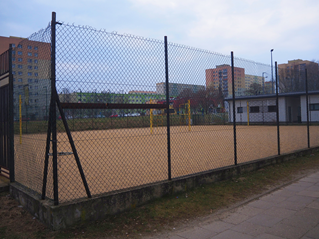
xmin=34 ymin=66 xmax=38 ymax=70
xmin=34 ymin=73 xmax=38 ymax=76
xmin=34 ymin=53 xmax=38 ymax=57
xmin=34 ymin=46 xmax=38 ymax=50
xmin=27 ymin=45 xmax=32 ymax=49
xmin=12 ymin=71 xmax=16 ymax=75
xmin=237 ymin=107 xmax=243 ymax=113
xmin=12 ymin=44 xmax=16 ymax=47
xmin=34 ymin=79 xmax=38 ymax=83
xmin=250 ymin=106 xmax=260 ymax=113
xmin=28 ymin=72 xmax=32 ymax=76
xmin=18 ymin=58 xmax=22 ymax=62
xmin=268 ymin=105 xmax=277 ymax=112
xmin=310 ymin=104 xmax=319 ymax=111
xmin=18 ymin=72 xmax=23 ymax=75
xmin=12 ymin=57 xmax=15 ymax=61
xmin=34 ymin=60 xmax=38 ymax=63
xmin=28 ymin=79 xmax=33 ymax=83
xmin=18 ymin=51 xmax=22 ymax=55
xmin=28 ymin=65 xmax=32 ymax=69
xmin=12 ymin=50 xmax=15 ymax=55
xmin=28 ymin=52 xmax=32 ymax=56
xmin=34 ymin=86 xmax=38 ymax=90
xmin=18 ymin=65 xmax=23 ymax=69
xmin=18 ymin=44 xmax=22 ymax=48
xmin=18 ymin=78 xmax=23 ymax=82
xmin=12 ymin=64 xmax=15 ymax=68
xmin=27 ymin=59 xmax=32 ymax=63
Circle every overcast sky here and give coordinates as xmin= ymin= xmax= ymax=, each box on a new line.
xmin=1 ymin=0 xmax=318 ymax=65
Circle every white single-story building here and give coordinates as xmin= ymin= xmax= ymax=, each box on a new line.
xmin=225 ymin=91 xmax=319 ymax=124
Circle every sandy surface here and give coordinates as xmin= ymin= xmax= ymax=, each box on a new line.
xmin=14 ymin=125 xmax=319 ymax=202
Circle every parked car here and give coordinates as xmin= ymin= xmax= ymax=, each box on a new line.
xmin=110 ymin=114 xmax=118 ymax=118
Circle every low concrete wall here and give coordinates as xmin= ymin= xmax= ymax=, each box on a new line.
xmin=10 ymin=147 xmax=319 ymax=230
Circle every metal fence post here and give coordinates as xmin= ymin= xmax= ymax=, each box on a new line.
xmin=275 ymin=61 xmax=280 ymax=155
xmin=8 ymin=44 xmax=15 ymax=182
xmin=305 ymin=69 xmax=310 ymax=148
xmin=164 ymin=36 xmax=171 ymax=180
xmin=51 ymin=12 xmax=59 ymax=205
xmin=231 ymin=52 xmax=237 ymax=165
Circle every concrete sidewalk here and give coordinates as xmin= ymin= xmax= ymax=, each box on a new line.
xmin=146 ymin=172 xmax=319 ymax=239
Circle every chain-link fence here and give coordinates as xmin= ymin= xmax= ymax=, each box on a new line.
xmin=12 ymin=25 xmax=52 ymax=198
xmin=10 ymin=13 xmax=319 ymax=205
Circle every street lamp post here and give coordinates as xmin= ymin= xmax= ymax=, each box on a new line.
xmin=271 ymin=49 xmax=274 ymax=94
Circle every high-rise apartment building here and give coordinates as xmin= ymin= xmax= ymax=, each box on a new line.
xmin=0 ymin=36 xmax=51 ymax=120
xmin=278 ymin=59 xmax=319 ymax=92
xmin=205 ymin=64 xmax=245 ymax=97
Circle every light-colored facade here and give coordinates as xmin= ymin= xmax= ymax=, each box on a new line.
xmin=227 ymin=91 xmax=319 ymax=124
xmin=245 ymin=75 xmax=264 ymax=90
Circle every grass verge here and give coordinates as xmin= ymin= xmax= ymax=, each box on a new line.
xmin=1 ymin=150 xmax=319 ymax=238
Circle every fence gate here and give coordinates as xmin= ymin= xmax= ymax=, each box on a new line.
xmin=0 ymin=49 xmax=12 ymax=179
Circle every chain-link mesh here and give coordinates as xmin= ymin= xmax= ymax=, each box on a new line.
xmin=231 ymin=58 xmax=278 ymax=163
xmin=166 ymin=44 xmax=233 ymax=177
xmin=9 ymin=19 xmax=319 ymax=204
xmin=54 ymin=24 xmax=169 ymax=202
xmin=12 ymin=24 xmax=52 ymax=198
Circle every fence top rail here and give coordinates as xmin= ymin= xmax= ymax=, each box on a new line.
xmin=60 ymin=103 xmax=168 ymax=110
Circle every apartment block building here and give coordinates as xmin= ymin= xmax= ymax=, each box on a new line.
xmin=245 ymin=74 xmax=264 ymax=89
xmin=278 ymin=59 xmax=319 ymax=92
xmin=205 ymin=64 xmax=245 ymax=97
xmin=0 ymin=36 xmax=51 ymax=120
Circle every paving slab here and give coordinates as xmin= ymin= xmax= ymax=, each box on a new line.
xmin=262 ymin=206 xmax=296 ymax=218
xmin=199 ymin=221 xmax=233 ymax=233
xmin=286 ymin=195 xmax=315 ymax=204
xmin=235 ymin=205 xmax=264 ymax=217
xmin=247 ymin=214 xmax=283 ymax=227
xmin=272 ymin=188 xmax=297 ymax=197
xmin=231 ymin=221 xmax=268 ymax=237
xmin=265 ymin=223 xmax=309 ymax=239
xmin=146 ymin=171 xmax=319 ymax=239
xmin=298 ymin=190 xmax=319 ymax=198
xmin=175 ymin=227 xmax=215 ymax=239
xmin=254 ymin=233 xmax=286 ymax=239
xmin=210 ymin=229 xmax=253 ymax=239
xmin=307 ymin=200 xmax=319 ymax=209
xmin=220 ymin=212 xmax=250 ymax=225
xmin=304 ymin=224 xmax=319 ymax=238
xmin=259 ymin=194 xmax=287 ymax=203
